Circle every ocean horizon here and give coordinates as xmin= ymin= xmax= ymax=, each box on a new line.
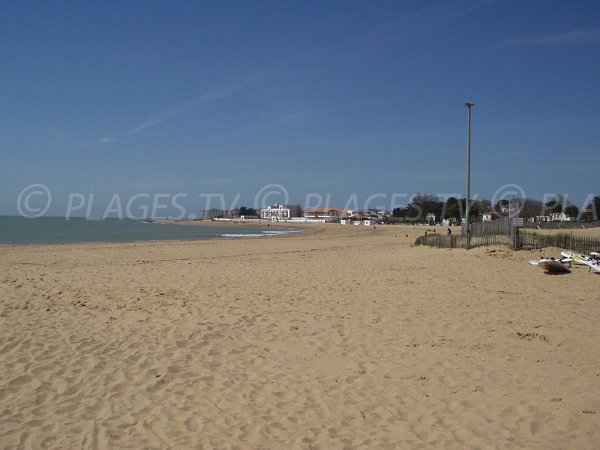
xmin=0 ymin=216 xmax=297 ymax=245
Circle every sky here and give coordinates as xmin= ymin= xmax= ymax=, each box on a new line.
xmin=1 ymin=0 xmax=599 ymax=217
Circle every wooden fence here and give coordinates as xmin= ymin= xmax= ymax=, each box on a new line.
xmin=522 ymin=220 xmax=600 ymax=230
xmin=419 ymin=218 xmax=600 ymax=253
xmin=415 ymin=233 xmax=511 ymax=249
xmin=519 ymin=231 xmax=600 ymax=254
xmin=461 ymin=217 xmax=510 ymax=236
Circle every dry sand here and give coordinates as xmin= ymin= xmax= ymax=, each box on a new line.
xmin=1 ymin=224 xmax=599 ymax=449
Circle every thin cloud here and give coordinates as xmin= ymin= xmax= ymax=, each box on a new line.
xmin=124 ymin=79 xmax=250 ymax=136
xmin=362 ymin=0 xmax=496 ymax=44
xmin=501 ymin=29 xmax=600 ymax=47
xmin=78 ymin=80 xmax=250 ymax=147
xmin=94 ymin=137 xmax=120 ymax=144
xmin=281 ymin=0 xmax=495 ymax=66
xmin=78 ymin=136 xmax=120 ymax=149
xmin=232 ymin=111 xmax=322 ymax=136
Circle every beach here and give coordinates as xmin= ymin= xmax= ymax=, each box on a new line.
xmin=1 ymin=224 xmax=599 ymax=449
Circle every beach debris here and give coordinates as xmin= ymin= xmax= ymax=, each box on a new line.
xmin=517 ymin=332 xmax=549 ymax=343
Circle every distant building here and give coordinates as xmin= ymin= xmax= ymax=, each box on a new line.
xmin=304 ymin=207 xmax=354 ymax=222
xmin=442 ymin=218 xmax=459 ymax=226
xmin=239 ymin=215 xmax=260 ymax=221
xmin=340 ymin=210 xmax=383 ymax=226
xmin=260 ymin=204 xmax=291 ymax=221
xmin=535 ymin=213 xmax=571 ymax=223
xmin=340 ymin=213 xmax=380 ymax=226
xmin=202 ymin=209 xmax=239 ymax=220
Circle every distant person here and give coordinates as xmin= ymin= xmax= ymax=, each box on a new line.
xmin=448 ymin=228 xmax=452 ymax=235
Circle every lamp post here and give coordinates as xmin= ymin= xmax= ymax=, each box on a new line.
xmin=465 ymin=102 xmax=474 ymax=249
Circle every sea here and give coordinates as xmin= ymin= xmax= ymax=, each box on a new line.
xmin=0 ymin=217 xmax=298 ymax=245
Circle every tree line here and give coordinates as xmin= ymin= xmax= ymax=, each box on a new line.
xmin=391 ymin=193 xmax=600 ymax=223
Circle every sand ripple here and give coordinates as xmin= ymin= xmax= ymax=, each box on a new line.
xmin=1 ymin=226 xmax=599 ymax=448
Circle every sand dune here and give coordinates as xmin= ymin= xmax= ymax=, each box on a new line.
xmin=1 ymin=225 xmax=599 ymax=448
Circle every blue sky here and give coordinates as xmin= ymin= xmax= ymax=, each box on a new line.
xmin=1 ymin=0 xmax=599 ymax=217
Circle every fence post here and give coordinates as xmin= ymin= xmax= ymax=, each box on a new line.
xmin=511 ymin=226 xmax=521 ymax=250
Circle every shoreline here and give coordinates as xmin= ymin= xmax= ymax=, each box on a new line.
xmin=0 ymin=220 xmax=319 ymax=248
xmin=0 ymin=222 xmax=383 ymax=252
xmin=2 ymin=218 xmax=598 ymax=250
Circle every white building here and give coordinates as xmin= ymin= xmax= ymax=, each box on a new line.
xmin=536 ymin=213 xmax=572 ymax=223
xmin=304 ymin=207 xmax=354 ymax=222
xmin=340 ymin=214 xmax=377 ymax=226
xmin=260 ymin=204 xmax=291 ymax=221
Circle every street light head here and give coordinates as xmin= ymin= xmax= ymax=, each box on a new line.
xmin=465 ymin=102 xmax=474 ymax=108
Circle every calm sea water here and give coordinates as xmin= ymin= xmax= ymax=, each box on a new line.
xmin=0 ymin=217 xmax=297 ymax=245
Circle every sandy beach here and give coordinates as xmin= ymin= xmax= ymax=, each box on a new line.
xmin=1 ymin=224 xmax=599 ymax=449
